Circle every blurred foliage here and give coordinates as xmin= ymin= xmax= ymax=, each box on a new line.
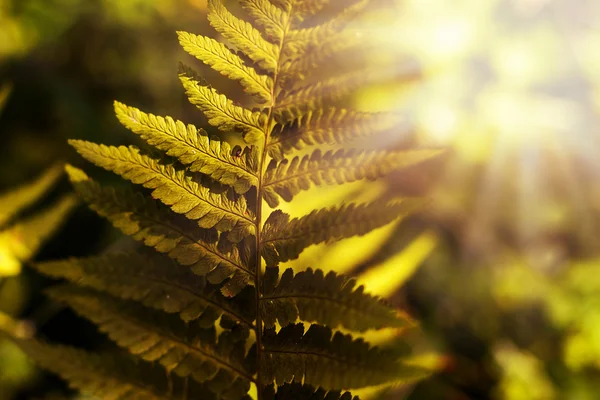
xmin=0 ymin=165 xmax=75 ymax=399
xmin=351 ymin=0 xmax=600 ymax=399
xmin=491 ymin=256 xmax=600 ymax=399
xmin=0 ymin=0 xmax=598 ymax=398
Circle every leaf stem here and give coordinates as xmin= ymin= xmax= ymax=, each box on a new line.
xmin=254 ymin=3 xmax=294 ymax=397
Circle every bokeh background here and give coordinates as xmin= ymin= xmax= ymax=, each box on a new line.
xmin=1 ymin=0 xmax=600 ymax=399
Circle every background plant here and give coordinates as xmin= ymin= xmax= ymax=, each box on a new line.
xmin=0 ymin=163 xmax=76 ymax=400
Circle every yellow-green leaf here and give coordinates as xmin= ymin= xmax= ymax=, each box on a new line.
xmin=69 ymin=140 xmax=256 ymax=241
xmin=263 ymin=148 xmax=444 ymax=207
xmin=177 ymin=31 xmax=273 ymax=103
xmin=208 ymin=0 xmax=279 ymax=72
xmin=179 ymin=66 xmax=266 ymax=144
xmin=262 ymin=200 xmax=420 ymax=264
xmin=65 ymin=165 xmax=252 ymax=289
xmin=239 ymin=0 xmax=289 ymax=42
xmin=267 ymin=108 xmax=404 ymax=160
xmin=114 ymin=101 xmax=259 ymax=194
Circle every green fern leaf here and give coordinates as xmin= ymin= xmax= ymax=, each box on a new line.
xmin=66 ymin=166 xmax=252 ymax=292
xmin=262 ymin=383 xmax=358 ymax=400
xmin=48 ymin=285 xmax=253 ymax=397
xmin=68 ymin=140 xmax=256 ymax=240
xmin=114 ymin=101 xmax=259 ymax=194
xmin=262 ymin=200 xmax=417 ymax=265
xmin=261 ymin=323 xmax=429 ymax=389
xmin=267 ymin=108 xmax=403 ymax=160
xmin=261 ymin=266 xmax=413 ymax=331
xmin=13 ymin=339 xmax=231 ymax=400
xmin=179 ymin=66 xmax=267 ymax=144
xmin=208 ymin=0 xmax=279 ymax=72
xmin=0 ymin=164 xmax=63 ymax=227
xmin=177 ymin=31 xmax=273 ymax=103
xmin=239 ymin=0 xmax=289 ymax=42
xmin=263 ymin=148 xmax=442 ymax=207
xmin=34 ymin=252 xmax=256 ymax=326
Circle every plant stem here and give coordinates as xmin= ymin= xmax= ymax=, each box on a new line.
xmin=254 ymin=5 xmax=294 ymax=398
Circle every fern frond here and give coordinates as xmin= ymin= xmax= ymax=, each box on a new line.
xmin=261 ymin=266 xmax=413 ymax=331
xmin=207 ymin=0 xmax=279 ymax=72
xmin=0 ymin=164 xmax=63 ymax=227
xmin=34 ymin=252 xmax=256 ymax=327
xmin=239 ymin=0 xmax=289 ymax=42
xmin=267 ymin=108 xmax=403 ymax=160
xmin=263 ymin=148 xmax=442 ymax=207
xmin=47 ymin=0 xmax=438 ymax=396
xmin=179 ymin=66 xmax=267 ymax=144
xmin=263 ymin=383 xmax=358 ymax=400
xmin=69 ymin=140 xmax=256 ymax=240
xmin=48 ymin=285 xmax=253 ymax=397
xmin=114 ymin=101 xmax=259 ymax=194
xmin=262 ymin=200 xmax=417 ymax=265
xmin=261 ymin=323 xmax=429 ymax=389
xmin=177 ymin=31 xmax=273 ymax=103
xmin=66 ymin=166 xmax=252 ymax=292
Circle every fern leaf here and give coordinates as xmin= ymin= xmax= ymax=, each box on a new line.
xmin=114 ymin=101 xmax=259 ymax=194
xmin=282 ymin=35 xmax=364 ymax=81
xmin=47 ymin=285 xmax=253 ymax=397
xmin=273 ymin=0 xmax=327 ymax=20
xmin=239 ymin=0 xmax=289 ymax=42
xmin=267 ymin=108 xmax=403 ymax=160
xmin=177 ymin=31 xmax=273 ymax=103
xmin=34 ymin=252 xmax=256 ymax=326
xmin=273 ymin=71 xmax=365 ymax=122
xmin=66 ymin=166 xmax=252 ymax=292
xmin=284 ymin=0 xmax=369 ymax=55
xmin=0 ymin=164 xmax=63 ymax=227
xmin=13 ymin=339 xmax=230 ymax=400
xmin=262 ymin=200 xmax=417 ymax=265
xmin=275 ymin=62 xmax=420 ymax=122
xmin=261 ymin=323 xmax=429 ymax=389
xmin=263 ymin=148 xmax=443 ymax=207
xmin=263 ymin=383 xmax=358 ymax=400
xmin=69 ymin=140 xmax=256 ymax=240
xmin=207 ymin=0 xmax=279 ymax=72
xmin=179 ymin=66 xmax=267 ymax=144
xmin=261 ymin=266 xmax=413 ymax=331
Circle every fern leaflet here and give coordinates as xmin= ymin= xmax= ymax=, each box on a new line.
xmin=114 ymin=101 xmax=259 ymax=194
